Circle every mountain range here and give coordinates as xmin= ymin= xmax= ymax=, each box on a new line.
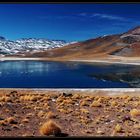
xmin=0 ymin=37 xmax=72 ymax=56
xmin=1 ymin=26 xmax=140 ymax=59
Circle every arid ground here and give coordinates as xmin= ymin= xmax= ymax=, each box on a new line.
xmin=0 ymin=89 xmax=140 ymax=137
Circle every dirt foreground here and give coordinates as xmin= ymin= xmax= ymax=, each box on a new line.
xmin=0 ymin=88 xmax=140 ymax=137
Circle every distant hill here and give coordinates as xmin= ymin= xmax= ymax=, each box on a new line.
xmin=4 ymin=26 xmax=140 ymax=59
xmin=17 ymin=26 xmax=140 ymax=60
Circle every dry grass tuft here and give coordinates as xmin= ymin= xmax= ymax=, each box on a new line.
xmin=130 ymin=109 xmax=140 ymax=117
xmin=71 ymin=94 xmax=81 ymax=99
xmin=80 ymin=108 xmax=89 ymax=114
xmin=38 ymin=111 xmax=45 ymax=118
xmin=0 ymin=120 xmax=7 ymax=126
xmin=21 ymin=118 xmax=29 ymax=123
xmin=43 ymin=103 xmax=50 ymax=109
xmin=90 ymin=101 xmax=102 ymax=107
xmin=6 ymin=117 xmax=17 ymax=124
xmin=26 ymin=113 xmax=33 ymax=118
xmin=80 ymin=101 xmax=89 ymax=107
xmin=12 ymin=124 xmax=19 ymax=129
xmin=110 ymin=101 xmax=118 ymax=107
xmin=115 ymin=124 xmax=122 ymax=132
xmin=0 ymin=96 xmax=11 ymax=102
xmin=20 ymin=95 xmax=38 ymax=102
xmin=57 ymin=108 xmax=67 ymax=114
xmin=39 ymin=120 xmax=61 ymax=136
xmin=46 ymin=111 xmax=56 ymax=119
xmin=134 ymin=124 xmax=140 ymax=129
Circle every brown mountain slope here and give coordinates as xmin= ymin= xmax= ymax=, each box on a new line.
xmin=19 ymin=34 xmax=125 ymax=59
xmin=11 ymin=26 xmax=140 ymax=60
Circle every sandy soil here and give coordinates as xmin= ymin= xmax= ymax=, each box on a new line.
xmin=0 ymin=88 xmax=140 ymax=137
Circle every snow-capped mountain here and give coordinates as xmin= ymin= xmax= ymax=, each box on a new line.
xmin=24 ymin=26 xmax=140 ymax=58
xmin=0 ymin=36 xmax=71 ymax=55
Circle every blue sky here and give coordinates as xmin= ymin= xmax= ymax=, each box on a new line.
xmin=0 ymin=4 xmax=140 ymax=42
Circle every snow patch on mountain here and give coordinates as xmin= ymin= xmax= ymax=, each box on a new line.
xmin=0 ymin=37 xmax=73 ymax=55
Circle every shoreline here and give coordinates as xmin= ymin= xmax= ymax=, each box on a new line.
xmin=0 ymin=56 xmax=140 ymax=65
xmin=70 ymin=59 xmax=140 ymax=66
xmin=0 ymin=57 xmax=43 ymax=61
xmin=1 ymin=88 xmax=140 ymax=96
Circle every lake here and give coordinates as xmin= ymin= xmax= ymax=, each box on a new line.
xmin=0 ymin=60 xmax=139 ymax=88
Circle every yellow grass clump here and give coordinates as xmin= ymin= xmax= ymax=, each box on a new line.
xmin=84 ymin=96 xmax=93 ymax=101
xmin=90 ymin=101 xmax=102 ymax=107
xmin=46 ymin=111 xmax=56 ymax=119
xmin=71 ymin=94 xmax=81 ymax=99
xmin=34 ymin=107 xmax=42 ymax=110
xmin=0 ymin=120 xmax=7 ymax=126
xmin=5 ymin=109 xmax=10 ymax=113
xmin=80 ymin=108 xmax=89 ymax=114
xmin=56 ymin=96 xmax=64 ymax=103
xmin=38 ymin=111 xmax=45 ymax=118
xmin=121 ymin=95 xmax=129 ymax=99
xmin=134 ymin=124 xmax=140 ymax=129
xmin=6 ymin=117 xmax=17 ymax=124
xmin=26 ymin=113 xmax=33 ymax=118
xmin=132 ymin=102 xmax=139 ymax=107
xmin=41 ymin=96 xmax=51 ymax=102
xmin=21 ymin=118 xmax=29 ymax=123
xmin=43 ymin=103 xmax=50 ymax=109
xmin=115 ymin=124 xmax=122 ymax=132
xmin=111 ymin=101 xmax=118 ymax=107
xmin=97 ymin=97 xmax=104 ymax=103
xmin=19 ymin=95 xmax=38 ymax=102
xmin=0 ymin=96 xmax=11 ymax=102
xmin=97 ymin=130 xmax=104 ymax=135
xmin=12 ymin=124 xmax=19 ymax=129
xmin=130 ymin=109 xmax=140 ymax=117
xmin=39 ymin=120 xmax=61 ymax=136
xmin=65 ymin=109 xmax=73 ymax=114
xmin=57 ymin=108 xmax=67 ymax=114
xmin=80 ymin=101 xmax=89 ymax=107
xmin=58 ymin=100 xmax=71 ymax=107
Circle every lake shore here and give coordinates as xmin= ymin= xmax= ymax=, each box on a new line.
xmin=1 ymin=88 xmax=140 ymax=96
xmin=70 ymin=59 xmax=140 ymax=66
xmin=0 ymin=88 xmax=140 ymax=137
xmin=0 ymin=56 xmax=140 ymax=65
xmin=70 ymin=55 xmax=140 ymax=66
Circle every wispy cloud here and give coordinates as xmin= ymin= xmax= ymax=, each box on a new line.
xmin=91 ymin=13 xmax=128 ymax=21
xmin=78 ymin=12 xmax=134 ymax=23
xmin=39 ymin=13 xmax=138 ymax=25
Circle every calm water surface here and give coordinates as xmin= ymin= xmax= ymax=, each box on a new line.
xmin=0 ymin=60 xmax=139 ymax=88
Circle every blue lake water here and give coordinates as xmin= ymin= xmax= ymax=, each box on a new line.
xmin=0 ymin=60 xmax=139 ymax=88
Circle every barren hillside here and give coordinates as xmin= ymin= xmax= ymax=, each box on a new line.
xmin=9 ymin=26 xmax=140 ymax=60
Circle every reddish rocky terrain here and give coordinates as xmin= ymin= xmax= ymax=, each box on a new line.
xmin=0 ymin=89 xmax=140 ymax=137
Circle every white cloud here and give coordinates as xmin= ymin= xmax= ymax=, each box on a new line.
xmin=39 ymin=13 xmax=137 ymax=24
xmin=91 ymin=13 xmax=127 ymax=21
xmin=79 ymin=12 xmax=134 ymax=22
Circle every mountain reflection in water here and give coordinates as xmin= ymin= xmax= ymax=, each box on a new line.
xmin=88 ymin=64 xmax=140 ymax=88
